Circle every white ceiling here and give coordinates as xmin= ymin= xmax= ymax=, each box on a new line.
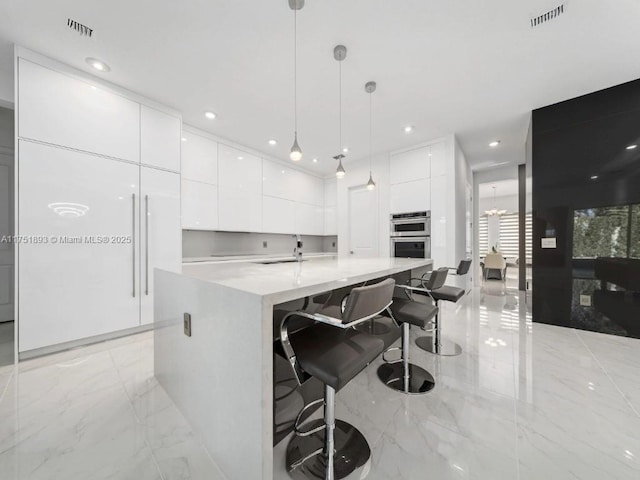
xmin=478 ymin=178 xmax=532 ymax=198
xmin=1 ymin=0 xmax=640 ymax=175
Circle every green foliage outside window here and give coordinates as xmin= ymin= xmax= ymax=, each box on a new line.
xmin=631 ymin=205 xmax=640 ymax=259
xmin=573 ymin=206 xmax=629 ymax=258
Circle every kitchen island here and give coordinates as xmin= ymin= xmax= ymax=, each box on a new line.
xmin=154 ymin=256 xmax=432 ymax=480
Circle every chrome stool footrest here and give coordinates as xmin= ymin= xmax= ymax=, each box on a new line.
xmin=381 ymin=346 xmax=402 ymax=364
xmin=416 ymin=336 xmax=462 ymax=356
xmin=286 ymin=419 xmax=371 ymax=480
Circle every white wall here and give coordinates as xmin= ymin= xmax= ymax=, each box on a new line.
xmin=336 ymin=153 xmax=390 ymax=258
xmin=0 ymin=65 xmax=12 ymax=107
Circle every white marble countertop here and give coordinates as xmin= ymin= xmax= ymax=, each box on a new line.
xmin=178 ymin=256 xmax=432 ymax=304
xmin=182 ymin=252 xmax=336 ymax=264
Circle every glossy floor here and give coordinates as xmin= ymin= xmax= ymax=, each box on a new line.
xmin=2 ymin=286 xmax=640 ymax=479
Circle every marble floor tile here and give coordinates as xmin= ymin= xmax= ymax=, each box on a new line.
xmin=4 ymin=287 xmax=640 ymax=480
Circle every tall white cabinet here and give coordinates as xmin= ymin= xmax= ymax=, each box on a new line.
xmin=17 ymin=55 xmax=181 ymax=353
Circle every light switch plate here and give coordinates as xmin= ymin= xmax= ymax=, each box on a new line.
xmin=184 ymin=313 xmax=192 ymax=337
xmin=263 ymin=241 xmax=267 ymax=248
xmin=579 ymin=295 xmax=592 ymax=307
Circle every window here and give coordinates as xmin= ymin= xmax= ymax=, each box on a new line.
xmin=573 ymin=206 xmax=630 ymax=259
xmin=479 ymin=212 xmax=532 ymax=264
xmin=479 ymin=215 xmax=488 ymax=257
xmin=499 ymin=213 xmax=519 ymax=258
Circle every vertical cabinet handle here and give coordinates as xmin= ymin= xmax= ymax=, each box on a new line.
xmin=132 ymin=193 xmax=136 ymax=298
xmin=145 ymin=195 xmax=149 ymax=296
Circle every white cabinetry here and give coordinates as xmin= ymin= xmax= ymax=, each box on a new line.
xmin=429 ymin=142 xmax=447 ymax=178
xmin=390 ymin=147 xmax=430 ymax=184
xmin=18 ymin=59 xmax=140 ymax=162
xmin=141 ymin=106 xmax=181 ymax=172
xmin=182 ymin=180 xmax=218 ymax=230
xmin=263 ymin=196 xmax=295 ymax=234
xmin=218 ymin=187 xmax=262 ymax=233
xmin=181 ymin=131 xmax=218 ymax=230
xmin=323 ymin=179 xmax=337 ymax=235
xmin=182 ymin=132 xmax=218 ymax=184
xmin=18 ymin=141 xmax=141 ymax=351
xmin=295 ymin=203 xmax=324 ymax=236
xmin=390 ymin=179 xmax=430 ymax=214
xmin=218 ymin=144 xmax=262 ymax=192
xmin=140 ymin=167 xmax=181 ymax=325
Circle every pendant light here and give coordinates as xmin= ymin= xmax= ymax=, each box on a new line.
xmin=365 ymin=81 xmax=376 ymax=190
xmin=289 ymin=0 xmax=304 ymax=161
xmin=484 ymin=186 xmax=507 ymax=216
xmin=334 ymin=45 xmax=347 ymax=178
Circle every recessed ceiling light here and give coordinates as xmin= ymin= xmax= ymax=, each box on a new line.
xmin=489 ymin=140 xmax=501 ymax=147
xmin=204 ymin=111 xmax=217 ymax=120
xmin=312 ymin=158 xmax=318 ymax=163
xmin=85 ymin=57 xmax=110 ymax=72
xmin=342 ymin=147 xmax=349 ymax=153
xmin=626 ymin=144 xmax=637 ymax=150
xmin=404 ymin=125 xmax=414 ymax=134
xmin=590 ymin=175 xmax=599 ymax=180
xmin=237 ymin=156 xmax=244 ymax=160
xmin=268 ymin=139 xmax=277 ymax=146
xmin=181 ymin=137 xmax=187 ymax=142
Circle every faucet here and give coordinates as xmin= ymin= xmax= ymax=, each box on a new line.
xmin=293 ymin=234 xmax=303 ymax=262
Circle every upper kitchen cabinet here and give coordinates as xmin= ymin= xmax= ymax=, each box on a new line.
xmin=295 ymin=202 xmax=324 ymax=236
xmin=263 ymin=196 xmax=295 ymax=234
xmin=181 ymin=131 xmax=218 ymax=185
xmin=218 ymin=144 xmax=262 ymax=192
xmin=182 ymin=180 xmax=218 ymax=230
xmin=390 ymin=146 xmax=430 ymax=185
xmin=295 ymin=172 xmax=324 ymax=206
xmin=140 ymin=105 xmax=181 ymax=172
xmin=429 ymin=141 xmax=447 ymax=178
xmin=218 ymin=187 xmax=262 ymax=232
xmin=263 ymin=159 xmax=323 ymax=206
xmin=390 ymin=178 xmax=430 ymax=214
xmin=324 ymin=179 xmax=337 ymax=236
xmin=18 ymin=59 xmax=140 ymax=162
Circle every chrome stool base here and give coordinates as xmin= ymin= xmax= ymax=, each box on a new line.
xmin=415 ymin=336 xmax=462 ymax=356
xmin=286 ymin=419 xmax=371 ymax=480
xmin=377 ymin=362 xmax=435 ymax=395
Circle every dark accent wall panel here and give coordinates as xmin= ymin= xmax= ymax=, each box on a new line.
xmin=532 ymin=78 xmax=640 ymax=338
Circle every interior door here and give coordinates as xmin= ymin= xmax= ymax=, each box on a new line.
xmin=348 ymin=186 xmax=378 ymax=257
xmin=18 ymin=141 xmax=140 ymax=352
xmin=140 ymin=167 xmax=181 ymax=325
xmin=0 ymin=150 xmax=13 ymax=322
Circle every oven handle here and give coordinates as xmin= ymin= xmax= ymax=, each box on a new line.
xmin=391 ymin=218 xmax=428 ymax=224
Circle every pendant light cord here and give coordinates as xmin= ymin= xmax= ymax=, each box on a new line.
xmin=338 ymin=60 xmax=342 ymax=154
xmin=369 ymin=90 xmax=373 ymax=175
xmin=293 ymin=8 xmax=297 ymax=135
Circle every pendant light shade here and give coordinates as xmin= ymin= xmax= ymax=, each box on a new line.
xmin=334 ymin=45 xmax=347 ymax=178
xmin=366 ymin=172 xmax=376 ymax=190
xmin=289 ymin=1 xmax=303 ymax=161
xmin=290 ymin=133 xmax=302 ymax=161
xmin=335 ymin=154 xmax=346 ymax=179
xmin=365 ymin=80 xmax=377 ymax=190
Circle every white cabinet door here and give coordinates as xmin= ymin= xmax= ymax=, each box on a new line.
xmin=218 ymin=187 xmax=262 ymax=232
xmin=430 ymin=178 xmax=448 ymax=267
xmin=429 ymin=142 xmax=447 ymax=178
xmin=390 ymin=146 xmax=430 ymax=185
xmin=218 ymin=144 xmax=262 ymax=192
xmin=182 ymin=132 xmax=218 ymax=184
xmin=262 ymin=160 xmax=295 ymax=200
xmin=295 ymin=203 xmax=324 ymax=235
xmin=295 ymin=173 xmax=324 ymax=206
xmin=18 ymin=140 xmax=140 ymax=352
xmin=141 ymin=106 xmax=181 ymax=172
xmin=262 ymin=196 xmax=295 ymax=234
xmin=18 ymin=59 xmax=140 ymax=162
xmin=324 ymin=179 xmax=337 ymax=207
xmin=390 ymin=179 xmax=430 ymax=214
xmin=140 ymin=167 xmax=181 ymax=326
xmin=182 ymin=180 xmax=218 ymax=230
xmin=323 ymin=205 xmax=337 ymax=236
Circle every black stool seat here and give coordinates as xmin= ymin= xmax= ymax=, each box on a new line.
xmin=389 ymin=298 xmax=438 ymax=329
xmin=431 ymin=285 xmax=465 ymax=303
xmin=291 ymin=323 xmax=384 ymax=391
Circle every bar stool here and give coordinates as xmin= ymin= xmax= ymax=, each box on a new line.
xmin=413 ymin=269 xmax=466 ymax=356
xmin=280 ymin=278 xmax=396 ymax=480
xmin=376 ymin=267 xmax=448 ymax=394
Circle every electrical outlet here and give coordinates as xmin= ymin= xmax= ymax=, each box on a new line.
xmin=332 ymin=241 xmax=336 ymax=247
xmin=263 ymin=241 xmax=268 ymax=248
xmin=579 ymin=295 xmax=592 ymax=307
xmin=184 ymin=313 xmax=192 ymax=337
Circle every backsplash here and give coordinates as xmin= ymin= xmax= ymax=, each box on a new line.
xmin=183 ymin=230 xmax=338 ymax=258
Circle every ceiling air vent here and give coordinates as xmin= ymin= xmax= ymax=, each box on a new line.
xmin=530 ymin=3 xmax=566 ymax=28
xmin=67 ymin=18 xmax=94 ymax=37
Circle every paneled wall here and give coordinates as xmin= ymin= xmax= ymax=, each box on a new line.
xmin=532 ymin=78 xmax=640 ymax=337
